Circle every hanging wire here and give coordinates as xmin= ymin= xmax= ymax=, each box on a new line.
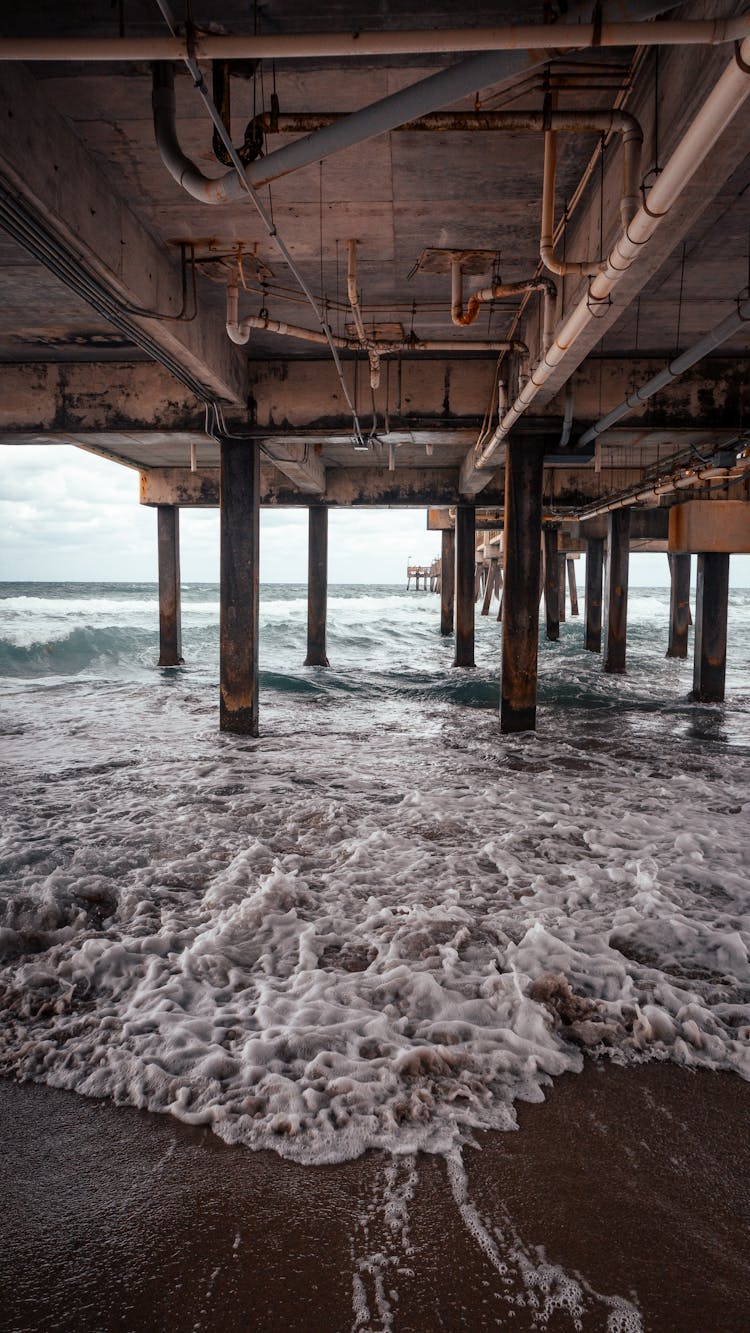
xmin=119 ymin=241 xmax=198 ymax=321
xmin=153 ymin=0 xmax=365 ymax=446
xmin=319 ymin=160 xmax=324 ymax=302
xmin=599 ymin=133 xmax=606 ymax=262
xmin=675 ymin=241 xmax=687 ymax=356
xmin=653 ymin=47 xmax=661 ymax=175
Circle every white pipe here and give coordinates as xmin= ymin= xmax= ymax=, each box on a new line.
xmin=2 ymin=18 xmax=746 ymax=61
xmin=450 ymin=259 xmax=556 ymax=353
xmin=347 ymin=240 xmax=380 ymax=389
xmin=226 ymin=282 xmax=527 ymax=356
xmin=226 ymin=282 xmax=347 ymax=348
xmin=474 ymin=36 xmax=750 ymax=472
xmin=540 ymin=112 xmax=642 ymax=277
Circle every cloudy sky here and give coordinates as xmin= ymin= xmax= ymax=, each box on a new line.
xmin=1 ymin=443 xmax=748 ymax=586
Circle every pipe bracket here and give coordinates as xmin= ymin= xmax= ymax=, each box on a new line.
xmin=585 ymin=282 xmax=612 ymax=317
xmin=734 ymin=40 xmax=750 ymax=74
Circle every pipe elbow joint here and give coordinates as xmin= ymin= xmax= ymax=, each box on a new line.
xmin=451 ymin=302 xmax=479 ymax=327
xmin=226 ymin=322 xmax=251 ymax=345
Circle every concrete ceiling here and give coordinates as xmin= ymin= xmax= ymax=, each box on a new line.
xmin=0 ymin=1 xmax=749 ymax=503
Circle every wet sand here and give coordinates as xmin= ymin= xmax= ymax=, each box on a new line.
xmin=2 ymin=1063 xmax=749 ymax=1332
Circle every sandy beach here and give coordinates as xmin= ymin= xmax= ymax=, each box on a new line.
xmin=3 ymin=1062 xmax=749 ymax=1332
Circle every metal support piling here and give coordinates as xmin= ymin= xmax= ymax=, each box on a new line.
xmin=157 ymin=504 xmax=183 ymax=667
xmin=440 ymin=528 xmax=455 ymax=636
xmin=543 ymin=526 xmax=560 ymax=641
xmin=666 ymin=552 xmax=691 ymax=659
xmin=305 ymin=505 xmax=330 ymax=666
xmin=567 ymin=557 xmax=579 ymax=616
xmin=220 ymin=440 xmax=260 ymax=734
xmin=453 ymin=504 xmax=475 ymax=667
xmin=557 ymin=553 xmax=567 ymax=622
xmin=501 ymin=438 xmax=545 ymax=733
xmin=584 ymin=537 xmax=604 ymax=653
xmin=603 ymin=509 xmax=630 ymax=673
xmin=692 ymin=552 xmax=730 ymax=701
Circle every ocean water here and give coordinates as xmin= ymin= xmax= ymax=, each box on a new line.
xmin=1 ymin=580 xmax=749 ymax=1171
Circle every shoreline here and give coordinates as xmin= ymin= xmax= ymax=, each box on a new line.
xmin=3 ymin=1061 xmax=749 ymax=1331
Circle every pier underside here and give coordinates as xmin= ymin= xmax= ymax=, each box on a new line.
xmin=1 ymin=1 xmax=749 ymax=730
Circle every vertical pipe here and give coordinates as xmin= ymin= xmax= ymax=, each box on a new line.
xmin=481 ymin=559 xmax=497 ymax=615
xmin=305 ymin=505 xmax=330 ymax=666
xmin=220 ymin=440 xmax=260 ymax=734
xmin=557 ymin=553 xmax=567 ymax=622
xmin=440 ymin=528 xmax=455 ymax=636
xmin=543 ymin=526 xmax=560 ymax=641
xmin=501 ymin=438 xmax=545 ymax=733
xmin=157 ymin=504 xmax=183 ymax=667
xmin=453 ymin=504 xmax=475 ymax=667
xmin=567 ymin=557 xmax=579 ymax=616
xmin=666 ymin=551 xmax=691 ymax=658
xmin=603 ymin=508 xmax=630 ymax=673
xmin=585 ymin=537 xmax=604 ymax=653
xmin=691 ymin=552 xmax=730 ymax=701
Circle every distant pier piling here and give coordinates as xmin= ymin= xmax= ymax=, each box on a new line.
xmin=440 ymin=529 xmax=455 ymax=636
xmin=603 ymin=509 xmax=630 ymax=674
xmin=501 ymin=439 xmax=545 ymax=733
xmin=692 ymin=553 xmax=730 ymax=701
xmin=454 ymin=504 xmax=475 ymax=667
xmin=219 ymin=440 xmax=260 ymax=735
xmin=157 ymin=504 xmax=183 ymax=667
xmin=666 ymin=552 xmax=691 ymax=659
xmin=585 ymin=537 xmax=604 ymax=653
xmin=305 ymin=505 xmax=330 ymax=667
xmin=557 ymin=553 xmax=567 ymax=622
xmin=543 ymin=527 xmax=560 ymax=642
xmin=567 ymin=557 xmax=579 ymax=616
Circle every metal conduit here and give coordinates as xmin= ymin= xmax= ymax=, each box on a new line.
xmin=473 ymin=35 xmax=750 ymax=472
xmin=578 ymin=298 xmax=750 ymax=447
xmin=578 ymin=447 xmax=750 ymax=519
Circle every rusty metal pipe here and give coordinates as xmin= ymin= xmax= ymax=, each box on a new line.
xmin=450 ymin=258 xmax=556 ymax=353
xmin=347 ymin=239 xmax=380 ymax=390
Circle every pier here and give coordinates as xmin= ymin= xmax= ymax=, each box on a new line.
xmin=1 ymin=11 xmax=750 ymax=1330
xmin=0 ymin=6 xmax=748 ymax=733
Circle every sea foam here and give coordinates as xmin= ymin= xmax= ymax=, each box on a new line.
xmin=0 ymin=583 xmax=749 ymax=1164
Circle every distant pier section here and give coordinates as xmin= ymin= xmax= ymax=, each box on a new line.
xmin=406 ymin=563 xmax=438 ymax=591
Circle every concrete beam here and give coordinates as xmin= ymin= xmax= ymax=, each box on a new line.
xmin=0 ymin=64 xmax=247 ymax=405
xmin=139 ymin=465 xmax=503 ymax=508
xmin=139 ymin=464 xmax=661 ymax=509
xmin=580 ymin=509 xmax=670 ymax=541
xmin=261 ymin=442 xmax=326 ymax=494
xmin=3 ymin=359 xmax=748 ymax=444
xmin=0 ymin=363 xmax=206 ymax=433
xmin=668 ymin=500 xmax=750 ymax=553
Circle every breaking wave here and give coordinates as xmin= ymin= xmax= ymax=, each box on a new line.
xmin=0 ymin=581 xmax=749 ymax=1164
